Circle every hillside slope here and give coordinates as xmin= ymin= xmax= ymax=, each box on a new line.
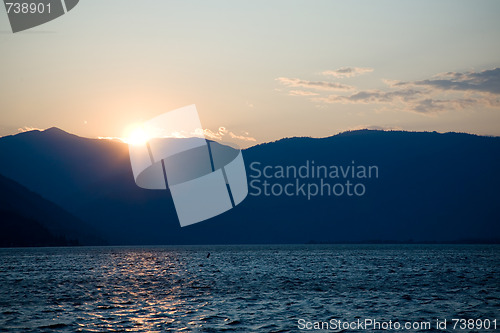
xmin=0 ymin=128 xmax=498 ymax=244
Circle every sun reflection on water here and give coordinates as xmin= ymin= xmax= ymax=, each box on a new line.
xmin=1 ymin=246 xmax=498 ymax=332
xmin=75 ymin=249 xmax=215 ymax=332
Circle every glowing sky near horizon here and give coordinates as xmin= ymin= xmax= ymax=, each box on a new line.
xmin=1 ymin=0 xmax=500 ymax=147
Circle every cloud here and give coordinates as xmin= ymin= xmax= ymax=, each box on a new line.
xmin=395 ymin=68 xmax=500 ymax=94
xmin=282 ymin=67 xmax=500 ymax=114
xmin=322 ymin=67 xmax=374 ymax=78
xmin=17 ymin=126 xmax=45 ymax=133
xmin=203 ymin=129 xmax=223 ymax=140
xmin=98 ymin=136 xmax=125 ymax=142
xmin=229 ymin=132 xmax=257 ymax=142
xmin=204 ymin=126 xmax=256 ymax=142
xmin=99 ymin=126 xmax=255 ymax=144
xmin=411 ymin=98 xmax=477 ymax=113
xmin=319 ymin=89 xmax=478 ymax=114
xmin=320 ymin=89 xmax=423 ymax=104
xmin=346 ymin=125 xmax=403 ymax=131
xmin=288 ymin=90 xmax=320 ymax=96
xmin=276 ymin=77 xmax=354 ymax=91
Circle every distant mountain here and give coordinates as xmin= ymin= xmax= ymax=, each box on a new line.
xmin=0 ymin=128 xmax=499 ymax=244
xmin=0 ymin=127 xmax=176 ymax=244
xmin=0 ymin=172 xmax=104 ymax=247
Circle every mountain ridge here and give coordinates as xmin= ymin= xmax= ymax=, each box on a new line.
xmin=0 ymin=127 xmax=499 ymax=245
xmin=0 ymin=172 xmax=104 ymax=247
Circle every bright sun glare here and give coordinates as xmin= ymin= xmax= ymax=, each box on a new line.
xmin=124 ymin=125 xmax=150 ymax=146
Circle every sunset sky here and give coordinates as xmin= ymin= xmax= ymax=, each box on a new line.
xmin=1 ymin=0 xmax=499 ymax=147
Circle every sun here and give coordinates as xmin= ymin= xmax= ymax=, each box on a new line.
xmin=124 ymin=124 xmax=150 ymax=146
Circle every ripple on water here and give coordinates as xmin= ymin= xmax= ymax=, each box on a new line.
xmin=0 ymin=245 xmax=498 ymax=332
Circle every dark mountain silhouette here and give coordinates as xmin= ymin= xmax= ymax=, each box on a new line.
xmin=0 ymin=172 xmax=104 ymax=247
xmin=0 ymin=128 xmax=499 ymax=245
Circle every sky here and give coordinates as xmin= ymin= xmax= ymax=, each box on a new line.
xmin=1 ymin=0 xmax=500 ymax=147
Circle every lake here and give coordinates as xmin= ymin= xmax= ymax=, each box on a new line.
xmin=0 ymin=245 xmax=498 ymax=332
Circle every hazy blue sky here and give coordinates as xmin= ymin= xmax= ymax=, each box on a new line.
xmin=1 ymin=0 xmax=499 ymax=146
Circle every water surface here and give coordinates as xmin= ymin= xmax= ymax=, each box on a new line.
xmin=0 ymin=245 xmax=498 ymax=332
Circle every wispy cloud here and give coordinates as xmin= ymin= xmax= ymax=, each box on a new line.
xmin=318 ymin=89 xmax=480 ymax=114
xmin=346 ymin=124 xmax=403 ymax=131
xmin=319 ymin=89 xmax=422 ymax=104
xmin=17 ymin=126 xmax=44 ymax=133
xmin=411 ymin=98 xmax=477 ymax=114
xmin=280 ymin=67 xmax=500 ymax=114
xmin=276 ymin=77 xmax=354 ymax=91
xmin=322 ymin=67 xmax=374 ymax=78
xmin=203 ymin=127 xmax=226 ymax=140
xmin=100 ymin=126 xmax=256 ymax=144
xmin=288 ymin=90 xmax=320 ymax=96
xmin=229 ymin=132 xmax=257 ymax=142
xmin=394 ymin=68 xmax=500 ymax=94
xmin=202 ymin=127 xmax=257 ymax=143
xmin=97 ymin=136 xmax=124 ymax=142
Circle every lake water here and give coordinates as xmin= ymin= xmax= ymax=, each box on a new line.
xmin=0 ymin=245 xmax=498 ymax=332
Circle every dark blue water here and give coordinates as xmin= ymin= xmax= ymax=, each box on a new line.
xmin=0 ymin=245 xmax=498 ymax=332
